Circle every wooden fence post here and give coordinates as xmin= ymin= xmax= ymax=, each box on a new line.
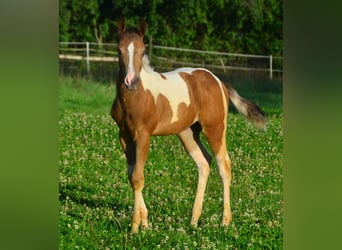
xmin=86 ymin=42 xmax=90 ymax=74
xmin=270 ymin=54 xmax=273 ymax=79
xmin=220 ymin=59 xmax=226 ymax=73
xmin=149 ymin=36 xmax=153 ymax=63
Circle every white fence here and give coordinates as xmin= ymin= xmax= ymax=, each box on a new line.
xmin=59 ymin=42 xmax=283 ymax=79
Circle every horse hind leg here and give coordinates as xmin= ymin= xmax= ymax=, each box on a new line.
xmin=191 ymin=122 xmax=212 ymax=165
xmin=178 ymin=124 xmax=211 ymax=227
xmin=217 ymin=151 xmax=233 ymax=226
xmin=203 ymin=125 xmax=233 ymax=226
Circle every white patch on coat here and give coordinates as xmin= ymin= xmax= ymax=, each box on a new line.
xmin=140 ymin=65 xmax=192 ymax=123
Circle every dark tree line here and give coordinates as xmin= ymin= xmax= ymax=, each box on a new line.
xmin=60 ymin=0 xmax=282 ymax=56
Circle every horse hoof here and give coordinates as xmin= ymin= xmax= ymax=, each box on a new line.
xmin=141 ymin=220 xmax=149 ymax=230
xmin=190 ymin=217 xmax=199 ymax=227
xmin=221 ymin=215 xmax=232 ymax=226
xmin=131 ymin=223 xmax=139 ymax=233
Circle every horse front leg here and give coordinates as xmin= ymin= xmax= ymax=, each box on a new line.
xmin=125 ymin=131 xmax=150 ymax=233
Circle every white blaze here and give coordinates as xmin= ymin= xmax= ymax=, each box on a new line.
xmin=127 ymin=42 xmax=134 ymax=73
xmin=125 ymin=42 xmax=135 ymax=86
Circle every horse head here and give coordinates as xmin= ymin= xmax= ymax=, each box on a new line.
xmin=117 ymin=19 xmax=147 ymax=91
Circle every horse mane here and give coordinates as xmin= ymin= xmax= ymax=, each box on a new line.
xmin=142 ymin=54 xmax=155 ymax=73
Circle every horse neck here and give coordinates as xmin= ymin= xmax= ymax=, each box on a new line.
xmin=141 ymin=55 xmax=158 ymax=79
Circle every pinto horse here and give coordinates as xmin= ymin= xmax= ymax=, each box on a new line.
xmin=111 ymin=19 xmax=266 ymax=233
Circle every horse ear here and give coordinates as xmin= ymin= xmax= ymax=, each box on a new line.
xmin=118 ymin=19 xmax=126 ymax=34
xmin=138 ymin=19 xmax=147 ymax=37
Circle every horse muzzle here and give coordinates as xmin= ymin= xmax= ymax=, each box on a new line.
xmin=124 ymin=71 xmax=139 ymax=91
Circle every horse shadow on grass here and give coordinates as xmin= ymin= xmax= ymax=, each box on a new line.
xmin=59 ymin=183 xmax=130 ymax=216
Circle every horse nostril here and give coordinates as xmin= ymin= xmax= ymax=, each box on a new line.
xmin=132 ymin=76 xmax=139 ymax=85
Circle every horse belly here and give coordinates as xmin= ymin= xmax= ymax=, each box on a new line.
xmin=152 ymin=100 xmax=197 ymax=136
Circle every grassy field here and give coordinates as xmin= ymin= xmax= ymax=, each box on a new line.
xmin=59 ymin=76 xmax=283 ymax=249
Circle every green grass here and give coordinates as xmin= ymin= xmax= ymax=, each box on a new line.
xmin=59 ymin=76 xmax=116 ymax=115
xmin=59 ymin=76 xmax=283 ymax=249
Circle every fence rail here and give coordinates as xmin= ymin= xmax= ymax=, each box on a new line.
xmin=59 ymin=41 xmax=283 ymax=80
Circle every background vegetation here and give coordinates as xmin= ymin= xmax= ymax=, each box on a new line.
xmin=59 ymin=0 xmax=282 ymax=56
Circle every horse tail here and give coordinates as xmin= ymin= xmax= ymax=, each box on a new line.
xmin=226 ymin=84 xmax=267 ymax=130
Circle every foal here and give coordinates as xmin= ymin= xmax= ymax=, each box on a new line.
xmin=111 ymin=19 xmax=266 ymax=233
